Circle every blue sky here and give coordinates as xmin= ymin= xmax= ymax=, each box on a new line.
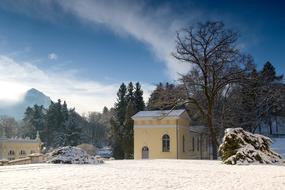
xmin=0 ymin=0 xmax=284 ymax=113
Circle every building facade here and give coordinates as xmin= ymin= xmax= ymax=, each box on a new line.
xmin=132 ymin=109 xmax=210 ymax=160
xmin=0 ymin=133 xmax=41 ymax=161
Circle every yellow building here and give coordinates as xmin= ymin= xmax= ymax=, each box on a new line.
xmin=0 ymin=132 xmax=41 ymax=161
xmin=132 ymin=109 xmax=210 ymax=160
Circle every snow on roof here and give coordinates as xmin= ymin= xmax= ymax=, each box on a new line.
xmin=132 ymin=109 xmax=186 ymax=119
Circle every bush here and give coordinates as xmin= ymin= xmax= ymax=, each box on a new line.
xmin=46 ymin=146 xmax=102 ymax=164
xmin=219 ymin=128 xmax=282 ymax=165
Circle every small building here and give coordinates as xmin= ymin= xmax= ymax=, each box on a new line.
xmin=132 ymin=109 xmax=210 ymax=160
xmin=0 ymin=132 xmax=41 ymax=161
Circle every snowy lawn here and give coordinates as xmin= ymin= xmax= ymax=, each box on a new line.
xmin=0 ymin=159 xmax=285 ymax=190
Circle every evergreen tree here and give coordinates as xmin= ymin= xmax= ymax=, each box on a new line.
xmin=62 ymin=101 xmax=69 ymax=121
xmin=111 ymin=83 xmax=127 ymax=159
xmin=261 ymin=61 xmax=283 ymax=82
xmin=123 ymin=101 xmax=136 ymax=158
xmin=115 ymin=83 xmax=127 ymax=125
xmin=134 ymin=82 xmax=145 ymax=112
xmin=110 ymin=82 xmax=146 ymax=159
xmin=147 ymin=83 xmax=186 ymax=110
xmin=22 ymin=105 xmax=46 ymax=139
xmin=126 ymin=82 xmax=135 ymax=103
xmin=62 ymin=109 xmax=82 ymax=146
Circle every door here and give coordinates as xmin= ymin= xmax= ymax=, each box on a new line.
xmin=142 ymin=146 xmax=149 ymax=159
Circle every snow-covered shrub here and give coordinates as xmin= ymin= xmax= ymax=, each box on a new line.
xmin=219 ymin=128 xmax=282 ymax=165
xmin=46 ymin=146 xmax=103 ymax=164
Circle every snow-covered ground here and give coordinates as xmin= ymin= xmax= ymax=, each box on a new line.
xmin=0 ymin=160 xmax=284 ymax=190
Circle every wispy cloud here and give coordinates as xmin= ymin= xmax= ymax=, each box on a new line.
xmin=0 ymin=55 xmax=153 ymax=113
xmin=58 ymin=0 xmax=195 ymax=79
xmin=48 ymin=52 xmax=58 ymax=60
xmin=3 ymin=0 xmax=197 ymax=79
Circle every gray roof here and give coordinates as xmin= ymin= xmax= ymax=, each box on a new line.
xmin=132 ymin=109 xmax=186 ymax=119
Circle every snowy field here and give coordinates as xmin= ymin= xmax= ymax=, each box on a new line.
xmin=0 ymin=160 xmax=285 ymax=190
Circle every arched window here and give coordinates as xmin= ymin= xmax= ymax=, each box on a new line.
xmin=8 ymin=150 xmax=15 ymax=155
xmin=197 ymin=137 xmax=200 ymax=151
xmin=162 ymin=134 xmax=170 ymax=152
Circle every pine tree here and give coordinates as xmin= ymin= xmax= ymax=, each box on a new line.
xmin=63 ymin=109 xmax=82 ymax=146
xmin=126 ymin=82 xmax=135 ymax=103
xmin=147 ymin=83 xmax=186 ymax=110
xmin=123 ymin=101 xmax=136 ymax=158
xmin=22 ymin=105 xmax=46 ymax=139
xmin=259 ymin=62 xmax=283 ymax=134
xmin=134 ymin=82 xmax=145 ymax=112
xmin=261 ymin=61 xmax=283 ymax=82
xmin=111 ymin=83 xmax=127 ymax=159
xmin=115 ymin=83 xmax=127 ymax=125
xmin=110 ymin=82 xmax=146 ymax=158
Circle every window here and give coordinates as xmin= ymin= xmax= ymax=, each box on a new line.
xmin=197 ymin=137 xmax=200 ymax=151
xmin=20 ymin=150 xmax=26 ymax=155
xmin=192 ymin=137 xmax=195 ymax=151
xmin=162 ymin=134 xmax=170 ymax=152
xmin=182 ymin=135 xmax=185 ymax=152
xmin=8 ymin=150 xmax=15 ymax=155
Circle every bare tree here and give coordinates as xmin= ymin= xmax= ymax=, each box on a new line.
xmin=172 ymin=21 xmax=250 ymax=159
xmin=0 ymin=116 xmax=19 ymax=138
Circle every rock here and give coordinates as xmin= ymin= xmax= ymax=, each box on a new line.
xmin=219 ymin=128 xmax=282 ymax=165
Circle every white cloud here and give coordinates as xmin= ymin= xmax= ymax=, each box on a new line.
xmin=58 ymin=0 xmax=195 ymax=79
xmin=0 ymin=55 xmax=153 ymax=113
xmin=48 ymin=53 xmax=58 ymax=60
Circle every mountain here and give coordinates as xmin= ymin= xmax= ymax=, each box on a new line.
xmin=0 ymin=88 xmax=52 ymax=120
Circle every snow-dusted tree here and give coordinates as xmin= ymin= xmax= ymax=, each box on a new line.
xmin=172 ymin=21 xmax=250 ymax=159
xmin=0 ymin=116 xmax=19 ymax=138
xmin=21 ymin=105 xmax=46 ymax=139
xmin=61 ymin=109 xmax=82 ymax=146
xmin=147 ymin=83 xmax=186 ymax=110
xmin=231 ymin=62 xmax=284 ymax=134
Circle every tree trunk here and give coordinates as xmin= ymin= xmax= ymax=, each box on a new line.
xmin=207 ymin=103 xmax=218 ymax=159
xmin=269 ymin=117 xmax=272 ymax=135
xmin=211 ymin=141 xmax=218 ymax=160
xmin=275 ymin=116 xmax=279 ymax=134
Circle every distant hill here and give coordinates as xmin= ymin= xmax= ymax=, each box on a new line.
xmin=0 ymin=88 xmax=51 ymax=120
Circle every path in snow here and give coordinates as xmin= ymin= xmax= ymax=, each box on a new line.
xmin=0 ymin=160 xmax=285 ymax=190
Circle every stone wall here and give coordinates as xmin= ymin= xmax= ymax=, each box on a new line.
xmin=0 ymin=154 xmax=45 ymax=166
